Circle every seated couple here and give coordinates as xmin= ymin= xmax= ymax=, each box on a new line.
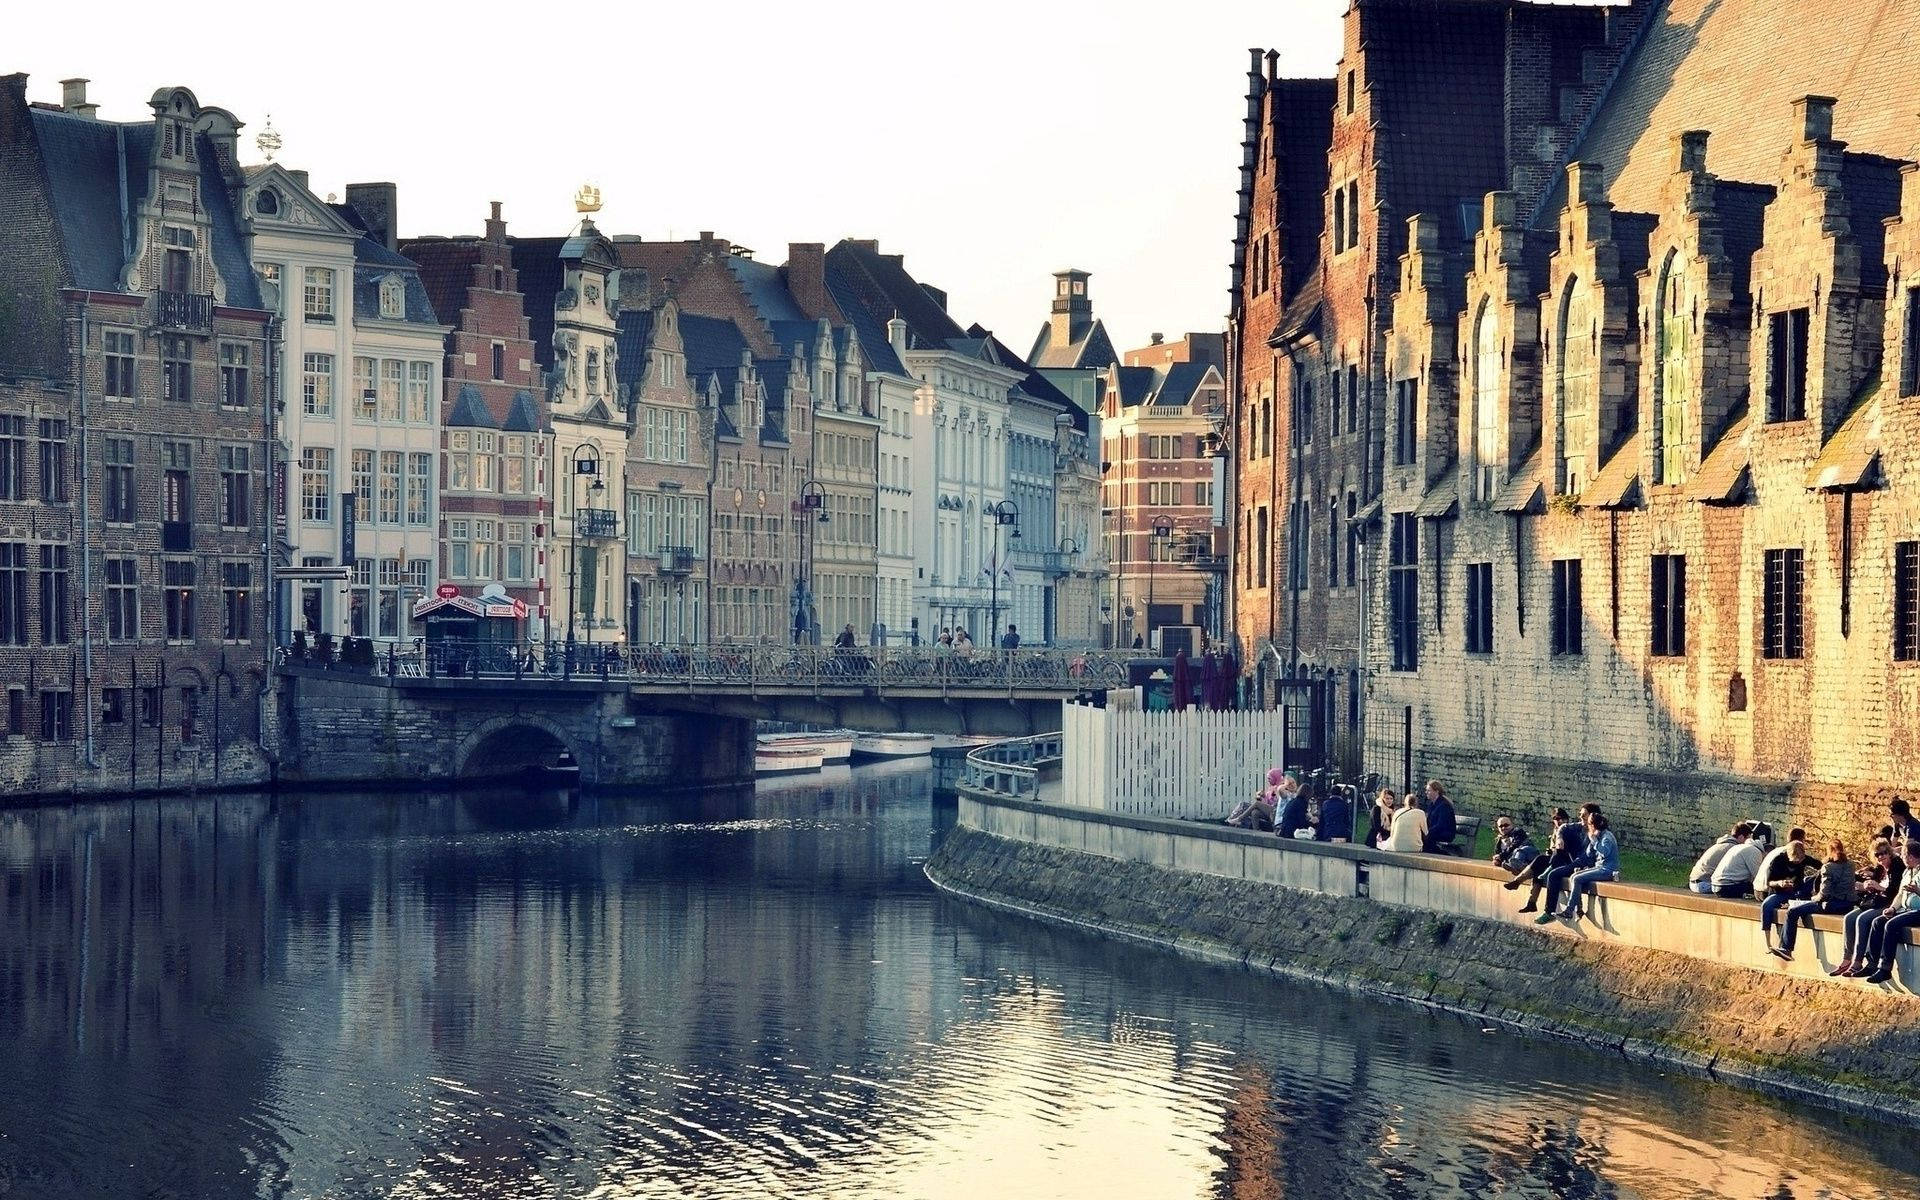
xmin=1498 ymin=805 xmax=1619 ymax=922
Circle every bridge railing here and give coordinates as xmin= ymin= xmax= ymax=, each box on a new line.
xmin=961 ymin=732 xmax=1065 ymax=798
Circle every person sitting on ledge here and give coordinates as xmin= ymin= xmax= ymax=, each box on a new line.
xmin=1225 ymin=767 xmax=1287 ymax=831
xmin=1755 ymin=827 xmax=1813 ymax=902
xmin=1708 ymin=823 xmax=1766 ymax=899
xmin=1775 ymin=838 xmax=1854 ymax=961
xmin=1759 ymin=839 xmax=1818 ymax=950
xmin=1849 ymin=840 xmax=1920 ymax=984
xmin=1688 ymin=822 xmax=1755 ymax=894
xmin=1491 ymin=817 xmax=1539 ymax=874
xmin=1421 ymin=780 xmax=1457 ymax=853
xmin=1384 ymin=791 xmax=1427 ymax=854
xmin=1545 ymin=810 xmax=1618 ymax=923
xmin=1510 ymin=806 xmax=1590 ymax=915
xmin=1317 ymin=784 xmax=1353 ymax=844
xmin=1832 ymin=837 xmax=1903 ymax=977
xmin=1367 ymin=788 xmax=1399 ymax=849
xmin=1277 ymin=779 xmax=1313 ymax=840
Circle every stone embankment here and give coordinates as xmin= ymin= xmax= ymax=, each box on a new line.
xmin=928 ymin=815 xmax=1920 ymax=1127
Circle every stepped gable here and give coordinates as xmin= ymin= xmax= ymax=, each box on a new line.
xmin=1573 ymin=0 xmax=1920 ymax=215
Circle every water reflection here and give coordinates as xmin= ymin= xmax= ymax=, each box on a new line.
xmin=2 ymin=765 xmax=1915 ymax=1199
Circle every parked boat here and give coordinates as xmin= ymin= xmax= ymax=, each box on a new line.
xmin=850 ymin=732 xmax=936 ymax=762
xmin=757 ymin=730 xmax=855 ymax=764
xmin=520 ymin=751 xmax=581 ymax=788
xmin=755 ymin=744 xmax=826 ymax=776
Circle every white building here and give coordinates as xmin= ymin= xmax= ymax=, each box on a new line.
xmin=240 ymin=169 xmax=446 ymax=642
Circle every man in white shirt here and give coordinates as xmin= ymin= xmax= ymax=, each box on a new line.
xmin=1710 ymin=827 xmax=1766 ymax=898
xmin=1753 ymin=825 xmax=1810 ymax=901
xmin=1688 ymin=822 xmax=1754 ymax=894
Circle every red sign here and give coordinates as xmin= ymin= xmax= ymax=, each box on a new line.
xmin=511 ymin=598 xmax=528 ymax=619
xmin=435 ymin=584 xmax=460 ymax=599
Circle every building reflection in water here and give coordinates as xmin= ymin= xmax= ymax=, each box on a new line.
xmin=2 ymin=766 xmax=1917 ymax=1199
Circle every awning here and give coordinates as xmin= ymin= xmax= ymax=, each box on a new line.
xmin=1490 ymin=448 xmax=1546 ymax=513
xmin=1414 ymin=478 xmax=1458 ymax=520
xmin=1581 ymin=430 xmax=1643 ymax=510
xmin=411 ymin=594 xmax=527 ymax=620
xmin=1808 ymin=381 xmax=1883 ymax=491
xmin=1689 ymin=413 xmax=1753 ymax=504
xmin=1350 ymin=497 xmax=1384 ymax=527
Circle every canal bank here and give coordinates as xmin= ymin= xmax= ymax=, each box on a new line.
xmin=927 ymin=791 xmax=1920 ymax=1129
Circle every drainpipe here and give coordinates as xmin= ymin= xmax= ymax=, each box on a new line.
xmin=75 ymin=300 xmax=99 ymax=768
xmin=260 ymin=315 xmax=282 ymax=767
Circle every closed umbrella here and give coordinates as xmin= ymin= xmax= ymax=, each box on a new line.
xmin=1172 ymin=649 xmax=1191 ymax=711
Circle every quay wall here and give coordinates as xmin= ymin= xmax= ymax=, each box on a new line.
xmin=930 ymin=790 xmax=1920 ymax=1126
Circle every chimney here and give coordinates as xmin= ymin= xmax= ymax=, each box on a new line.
xmin=1794 ymin=95 xmax=1837 ymax=143
xmin=289 ymin=169 xmax=310 ymax=193
xmin=923 ymin=283 xmax=948 ymax=311
xmin=1566 ymin=161 xmax=1605 ymax=206
xmin=346 ymin=182 xmax=398 ymax=251
xmin=786 ymin=242 xmax=829 ymax=318
xmin=59 ymin=77 xmax=97 ymax=120
xmin=888 ymin=316 xmax=909 ymax=360
xmin=485 ymin=200 xmax=507 ymax=242
xmin=1150 ymin=332 xmax=1164 ymax=346
xmin=1673 ymin=130 xmax=1710 ymax=175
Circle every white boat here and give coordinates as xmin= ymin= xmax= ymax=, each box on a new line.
xmin=850 ymin=732 xmax=936 ymax=762
xmin=755 ymin=744 xmax=825 ymax=776
xmin=757 ymin=730 xmax=855 ymax=764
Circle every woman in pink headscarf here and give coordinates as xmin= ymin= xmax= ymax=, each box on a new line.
xmin=1225 ymin=767 xmax=1288 ymax=831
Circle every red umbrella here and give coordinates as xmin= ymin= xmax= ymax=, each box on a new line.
xmin=1172 ymin=649 xmax=1191 ymax=711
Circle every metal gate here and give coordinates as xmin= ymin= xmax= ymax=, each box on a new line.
xmin=1274 ymin=678 xmax=1328 ymax=774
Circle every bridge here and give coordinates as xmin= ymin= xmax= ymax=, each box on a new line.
xmin=274 ymin=644 xmax=1147 ymax=790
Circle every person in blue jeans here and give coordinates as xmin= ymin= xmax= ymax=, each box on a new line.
xmin=1759 ymin=839 xmax=1817 ymax=951
xmin=1544 ymin=810 xmax=1617 ymax=923
xmin=1856 ymin=840 xmax=1920 ymax=984
xmin=1774 ymin=838 xmax=1854 ymax=961
xmin=1831 ymin=838 xmax=1901 ymax=977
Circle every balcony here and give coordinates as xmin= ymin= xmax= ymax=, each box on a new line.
xmin=154 ymin=291 xmax=215 ymax=334
xmin=657 ymin=545 xmax=695 ymax=575
xmin=161 ymin=520 xmax=192 ymax=552
xmin=577 ymin=507 xmax=618 ymax=540
xmin=1042 ymin=551 xmax=1074 ymax=577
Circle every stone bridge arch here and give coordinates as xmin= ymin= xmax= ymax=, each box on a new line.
xmin=454 ymin=713 xmax=580 ymax=781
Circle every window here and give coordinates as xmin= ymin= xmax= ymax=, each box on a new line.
xmin=1331 ymin=369 xmax=1342 ymax=437
xmin=1550 ymin=559 xmax=1582 ymax=656
xmin=380 ymin=360 xmax=404 ymax=422
xmin=101 ymin=688 xmax=126 ymax=726
xmin=379 ymin=277 xmax=404 ymax=320
xmin=162 ymin=335 xmax=192 ymax=403
xmin=503 ymin=434 xmax=527 ymax=494
xmin=490 ymin=342 xmax=505 ymax=381
xmin=105 ymin=330 xmax=137 ymax=398
xmin=1145 ymin=435 xmax=1181 ymax=459
xmin=406 ymin=558 xmax=431 ymax=601
xmin=220 ymin=444 xmax=250 ymax=528
xmin=303 ymin=267 xmax=335 ymax=322
xmin=377 ymin=558 xmax=400 ymax=638
xmin=0 ymin=416 xmax=22 ymax=500
xmin=1897 ymin=542 xmax=1920 ymax=662
xmin=349 ymin=559 xmax=371 ymax=636
xmin=257 ymin=262 xmax=283 ymax=313
xmin=408 ymin=362 xmax=433 ymax=423
xmin=1146 ymin=481 xmax=1181 ymax=506
xmin=351 ymin=449 xmax=374 ymax=524
xmin=1766 ymin=308 xmax=1811 ymax=424
xmin=1556 ymin=280 xmax=1593 ymax=495
xmin=1472 ymin=301 xmax=1501 ymax=501
xmin=1762 ymin=548 xmax=1805 ymax=660
xmin=163 ymin=440 xmax=191 ymax=527
xmin=1346 ymin=492 xmax=1358 ymax=588
xmin=300 ymin=447 xmax=332 ymax=522
xmin=505 ymin=522 xmax=528 ymax=581
xmin=164 ymin=559 xmax=195 ymax=640
xmin=1389 ymin=514 xmax=1418 ymax=671
xmin=1393 ymin=379 xmax=1417 ymax=466
xmin=37 ymin=544 xmax=68 ymax=645
xmin=5 ymin=688 xmax=20 ymax=735
xmin=1654 ymin=262 xmax=1688 ymax=484
xmin=1333 ymin=187 xmax=1346 ymax=255
xmin=37 ymin=418 xmax=68 ymax=503
xmin=1465 ymin=561 xmax=1494 ymax=653
xmin=219 ymin=342 xmax=249 ymax=409
xmin=1901 ymin=288 xmax=1920 ymax=399
xmin=376 ymin=451 xmax=402 ymax=525
xmin=447 ymin=430 xmax=471 ymax=491
xmin=355 ymin=356 xmax=378 ymax=419
xmin=407 ymin=453 xmax=431 ymax=525
xmin=106 ymin=558 xmax=138 ymax=641
xmin=39 ymin=690 xmax=71 ymax=743
xmin=1346 ymin=364 xmax=1359 ymax=435
xmin=447 ymin=518 xmax=471 ymax=578
xmin=1288 ymin=501 xmax=1308 ymax=590
xmin=1345 ymin=69 xmax=1356 ymax=114
xmin=303 ymin=353 xmax=334 ymax=416
xmin=1651 ymin=554 xmax=1686 ymax=657
xmin=0 ymin=544 xmax=23 ymax=645
xmin=586 ymin=348 xmax=601 ymax=394
xmin=474 ymin=432 xmax=497 ymax=492
xmin=222 ymin=561 xmax=251 ymax=641
xmin=1195 ymin=481 xmax=1213 ymax=509
xmin=105 ymin=437 xmax=135 ymax=523
xmin=473 ymin=519 xmax=497 ymax=581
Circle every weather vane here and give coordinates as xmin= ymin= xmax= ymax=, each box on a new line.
xmin=574 ymin=184 xmax=602 ymax=215
xmin=255 ymin=114 xmax=281 ymax=163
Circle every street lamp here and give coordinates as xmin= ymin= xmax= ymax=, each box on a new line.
xmin=568 ymin=443 xmax=605 ymax=666
xmin=795 ymin=480 xmax=826 ymax=644
xmin=987 ymin=499 xmax=1020 ymax=644
xmin=1149 ymin=515 xmax=1173 ymax=652
xmin=1057 ymin=536 xmax=1078 ymax=647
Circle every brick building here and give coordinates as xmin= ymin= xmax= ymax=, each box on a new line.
xmin=1232 ymin=0 xmax=1920 ymax=854
xmin=0 ymin=76 xmax=273 ymax=793
xmin=614 ymin=297 xmax=710 ymax=645
xmin=401 ymin=203 xmax=551 ymax=636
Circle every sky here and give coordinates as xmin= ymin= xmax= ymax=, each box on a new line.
xmin=11 ymin=0 xmax=1346 ymax=355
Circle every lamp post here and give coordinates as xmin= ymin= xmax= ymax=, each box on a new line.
xmin=1149 ymin=515 xmax=1173 ymax=651
xmin=1056 ymin=535 xmax=1078 ymax=646
xmin=795 ymin=479 xmax=826 ymax=644
xmin=567 ymin=443 xmax=604 ymax=667
xmin=987 ymin=499 xmax=1019 ymax=643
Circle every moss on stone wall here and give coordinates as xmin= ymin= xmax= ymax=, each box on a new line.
xmin=928 ymin=826 xmax=1920 ymax=1127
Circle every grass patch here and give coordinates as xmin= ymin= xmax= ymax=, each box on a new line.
xmin=1426 ymin=918 xmax=1455 ymax=947
xmin=1374 ymin=913 xmax=1410 ymax=946
xmin=1468 ymin=825 xmax=1691 ymax=890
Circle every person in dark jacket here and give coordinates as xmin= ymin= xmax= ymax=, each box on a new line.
xmin=1491 ymin=818 xmax=1540 ymax=873
xmin=1277 ymin=786 xmax=1312 ymax=840
xmin=1776 ymin=839 xmax=1855 ymax=961
xmin=1512 ymin=805 xmax=1594 ymax=914
xmin=1833 ymin=838 xmax=1902 ymax=976
xmin=1889 ymin=798 xmax=1920 ymax=847
xmin=1318 ymin=788 xmax=1354 ymax=843
xmin=1422 ymin=780 xmax=1458 ymax=852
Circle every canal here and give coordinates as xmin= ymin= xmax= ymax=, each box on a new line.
xmin=4 ymin=761 xmax=1917 ymax=1199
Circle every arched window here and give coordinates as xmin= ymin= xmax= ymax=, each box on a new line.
xmin=1654 ymin=255 xmax=1688 ymax=484
xmin=1556 ymin=278 xmax=1593 ymax=495
xmin=1473 ymin=300 xmax=1502 ymax=500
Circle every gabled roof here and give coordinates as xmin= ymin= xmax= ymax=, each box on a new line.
xmin=679 ymin=312 xmax=752 ymax=392
xmin=507 ymin=236 xmax=569 ymax=369
xmin=1808 ymin=380 xmax=1884 ymax=492
xmin=822 ymin=259 xmax=909 ymax=379
xmin=1150 ymin=362 xmax=1218 ymax=410
xmin=1029 ymin=315 xmax=1118 ymax=371
xmin=341 ymin=230 xmax=438 ymax=326
xmin=726 ymin=255 xmax=809 ymax=324
xmin=825 ymin=240 xmax=968 ymax=354
xmin=502 ymin=390 xmax=543 ymax=433
xmin=1581 ymin=430 xmax=1644 ymax=510
xmin=447 ymin=384 xmax=494 ymax=428
xmin=1111 ymin=365 xmax=1157 ymax=408
xmin=1689 ymin=412 xmax=1754 ymax=504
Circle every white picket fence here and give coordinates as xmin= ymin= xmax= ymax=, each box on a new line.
xmin=1060 ymin=704 xmax=1289 ymax=819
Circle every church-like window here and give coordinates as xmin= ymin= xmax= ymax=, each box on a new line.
xmin=1472 ymin=300 xmax=1501 ymax=501
xmin=1556 ymin=278 xmax=1593 ymax=495
xmin=1655 ymin=258 xmax=1688 ymax=484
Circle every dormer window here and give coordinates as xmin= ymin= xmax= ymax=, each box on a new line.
xmin=255 ymin=188 xmax=280 ymax=217
xmin=379 ymin=277 xmax=405 ymax=321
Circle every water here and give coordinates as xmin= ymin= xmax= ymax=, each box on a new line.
xmin=3 ymin=764 xmax=1917 ymax=1200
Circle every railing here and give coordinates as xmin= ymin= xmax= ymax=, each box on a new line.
xmin=279 ymin=639 xmax=1150 ymax=693
xmin=154 ymin=290 xmax=215 ymax=333
xmin=657 ymin=545 xmax=695 ymax=575
xmin=577 ymin=508 xmax=618 ymax=539
xmin=961 ymin=732 xmax=1065 ymax=798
